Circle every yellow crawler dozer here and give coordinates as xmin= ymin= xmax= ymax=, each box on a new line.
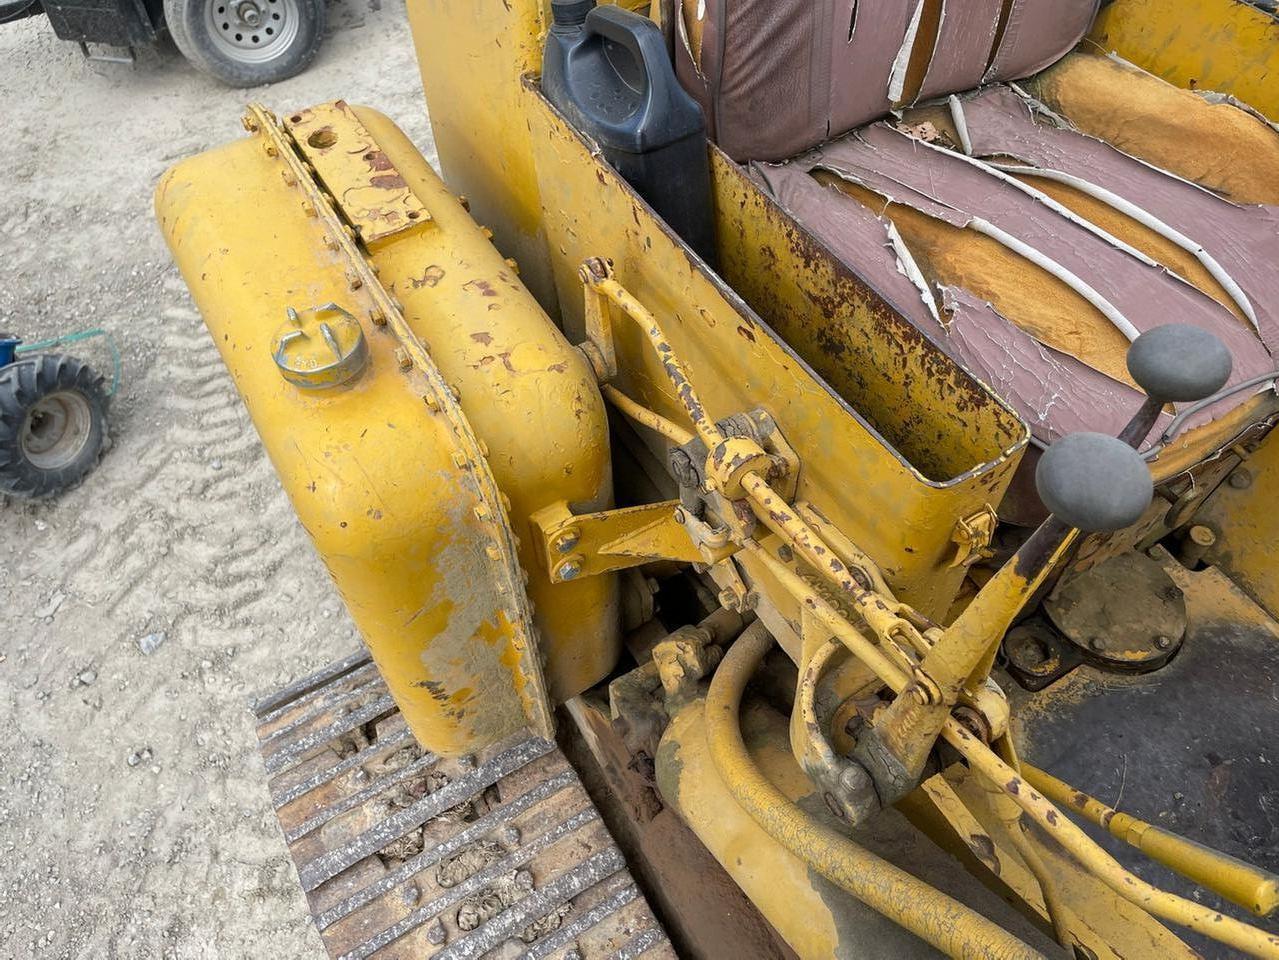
xmin=157 ymin=0 xmax=1279 ymax=957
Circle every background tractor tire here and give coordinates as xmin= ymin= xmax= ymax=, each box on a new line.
xmin=0 ymin=354 xmax=108 ymax=499
xmin=164 ymin=0 xmax=326 ymax=87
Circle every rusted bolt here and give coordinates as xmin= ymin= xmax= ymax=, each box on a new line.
xmin=346 ymin=270 xmax=363 ymax=290
xmin=262 ymin=140 xmax=277 ymax=157
xmin=556 ymin=557 xmax=583 ymax=582
xmin=718 ymin=588 xmax=740 ymax=612
xmin=504 ymin=257 xmax=520 ymax=275
xmin=423 ymin=393 xmax=439 ymax=411
xmin=1155 ymin=635 xmax=1172 ymax=650
xmin=457 ymin=195 xmax=470 ymax=211
xmin=301 ymin=200 xmax=316 ymax=218
xmin=395 ymin=347 xmax=412 ymax=371
xmin=322 ymin=234 xmax=337 ymax=250
xmin=1229 ymin=469 xmax=1252 ymax=490
xmin=241 ymin=114 xmax=259 ymax=133
xmin=1089 ymin=636 xmax=1107 ymax=652
xmin=369 ymin=308 xmax=387 ymax=327
xmin=474 ymin=505 xmax=492 ymax=522
xmin=552 ymin=529 xmax=580 ymax=553
xmin=480 ymin=226 xmax=494 ymax=240
xmin=280 ymin=168 xmax=296 ymax=187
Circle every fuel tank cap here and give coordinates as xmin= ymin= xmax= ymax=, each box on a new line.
xmin=271 ymin=303 xmax=369 ymax=389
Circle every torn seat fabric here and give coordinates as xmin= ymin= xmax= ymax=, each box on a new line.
xmin=675 ymin=0 xmax=1100 ymax=162
xmin=751 ymin=83 xmax=1279 ymax=452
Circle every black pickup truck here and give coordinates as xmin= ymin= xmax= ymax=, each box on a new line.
xmin=0 ymin=0 xmax=325 ymax=86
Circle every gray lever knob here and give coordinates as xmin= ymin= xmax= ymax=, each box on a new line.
xmin=1035 ymin=433 xmax=1153 ymax=533
xmin=1127 ymin=324 xmax=1232 ymax=403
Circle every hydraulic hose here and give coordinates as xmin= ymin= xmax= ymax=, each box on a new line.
xmin=705 ymin=621 xmax=1045 ymax=960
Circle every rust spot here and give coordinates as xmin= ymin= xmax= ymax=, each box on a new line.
xmin=1045 ymin=809 xmax=1058 ymax=826
xmin=362 ymin=149 xmax=395 ymax=171
xmin=967 ymin=833 xmax=1001 ymax=876
xmin=470 ymin=331 xmax=494 ymax=345
xmin=464 ymin=279 xmax=499 ymax=298
xmin=410 ymin=265 xmax=446 ymax=288
xmin=370 ymin=173 xmax=408 ymax=190
xmin=1005 ymin=778 xmax=1020 ymax=795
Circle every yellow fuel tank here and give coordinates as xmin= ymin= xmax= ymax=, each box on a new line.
xmin=155 ymin=102 xmax=618 ymax=755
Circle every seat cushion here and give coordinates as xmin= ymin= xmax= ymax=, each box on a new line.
xmin=752 ymin=60 xmax=1279 ymax=465
xmin=675 ymin=0 xmax=1100 ymax=161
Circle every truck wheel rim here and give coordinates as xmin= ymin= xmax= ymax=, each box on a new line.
xmin=21 ymin=392 xmax=93 ymax=470
xmin=205 ymin=0 xmax=300 ymax=63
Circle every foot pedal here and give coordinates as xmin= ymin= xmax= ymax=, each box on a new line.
xmin=252 ymin=652 xmax=675 ymax=960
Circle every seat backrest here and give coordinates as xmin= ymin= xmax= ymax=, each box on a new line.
xmin=674 ymin=0 xmax=1100 ymax=161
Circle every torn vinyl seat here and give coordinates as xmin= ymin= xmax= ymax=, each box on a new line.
xmin=674 ymin=0 xmax=1279 ymax=523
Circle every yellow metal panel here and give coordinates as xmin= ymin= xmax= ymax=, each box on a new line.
xmin=523 ymin=85 xmax=1028 ymax=620
xmin=1193 ymin=422 xmax=1279 ymax=619
xmin=1090 ymin=0 xmax=1279 ymax=121
xmin=405 ymin=0 xmax=560 ymax=310
xmin=155 ymin=104 xmax=619 ymax=754
xmin=350 ymin=107 xmax=621 ymax=705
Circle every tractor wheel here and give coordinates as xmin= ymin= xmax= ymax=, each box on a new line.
xmin=164 ymin=0 xmax=326 ymax=88
xmin=0 ymin=354 xmax=108 ymax=499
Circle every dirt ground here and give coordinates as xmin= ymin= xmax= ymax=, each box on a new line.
xmin=0 ymin=6 xmax=434 ymax=956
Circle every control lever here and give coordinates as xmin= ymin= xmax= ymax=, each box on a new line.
xmin=1037 ymin=324 xmax=1231 ymax=533
xmin=865 ymin=327 xmax=1238 ymax=798
xmin=1118 ymin=323 xmax=1233 ymax=448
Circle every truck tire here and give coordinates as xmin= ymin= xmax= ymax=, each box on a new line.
xmin=164 ymin=0 xmax=325 ymax=87
xmin=0 ymin=354 xmax=108 ymax=499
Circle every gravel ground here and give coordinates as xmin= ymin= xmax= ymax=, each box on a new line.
xmin=0 ymin=6 xmax=434 ymax=957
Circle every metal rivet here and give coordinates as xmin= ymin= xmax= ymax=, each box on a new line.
xmin=1155 ymin=635 xmax=1172 ymax=650
xmin=1229 ymin=469 xmax=1252 ymax=490
xmin=1089 ymin=636 xmax=1106 ymax=652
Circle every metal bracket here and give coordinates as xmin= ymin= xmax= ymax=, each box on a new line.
xmin=950 ymin=505 xmax=998 ymax=568
xmin=283 ymin=100 xmax=432 ymax=247
xmin=530 ymin=499 xmax=737 ymax=584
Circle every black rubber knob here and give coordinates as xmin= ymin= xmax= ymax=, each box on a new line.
xmin=551 ymin=0 xmax=595 ymax=25
xmin=1035 ymin=433 xmax=1153 ymax=533
xmin=1127 ymin=324 xmax=1232 ymax=403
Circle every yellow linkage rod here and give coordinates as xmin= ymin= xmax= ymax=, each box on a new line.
xmin=944 ymin=723 xmax=1279 ymax=958
xmin=1024 ymin=764 xmax=1279 ymax=919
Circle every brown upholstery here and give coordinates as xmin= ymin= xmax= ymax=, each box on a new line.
xmin=675 ymin=0 xmax=1101 ymax=161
